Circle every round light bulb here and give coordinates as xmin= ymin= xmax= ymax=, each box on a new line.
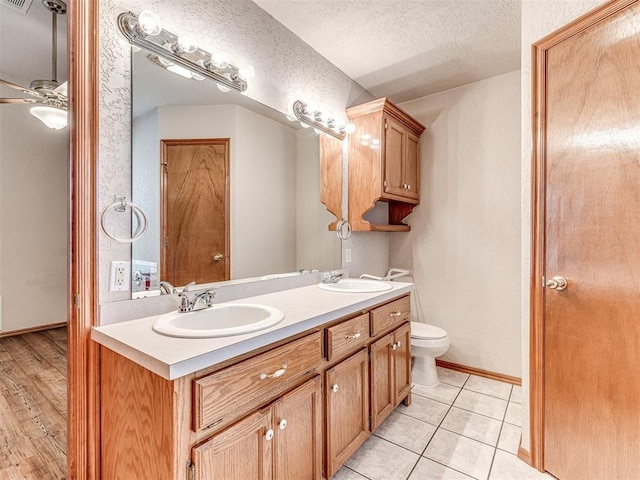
xmin=131 ymin=44 xmax=141 ymax=53
xmin=299 ymin=121 xmax=310 ymax=129
xmin=211 ymin=51 xmax=229 ymax=69
xmin=138 ymin=10 xmax=162 ymax=36
xmin=217 ymin=84 xmax=231 ymax=93
xmin=177 ymin=34 xmax=197 ymax=53
xmin=238 ymin=65 xmax=255 ymax=80
xmin=313 ymin=128 xmax=322 ymax=135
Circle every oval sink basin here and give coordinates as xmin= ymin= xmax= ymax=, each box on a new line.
xmin=318 ymin=278 xmax=393 ymax=293
xmin=152 ymin=304 xmax=285 ymax=338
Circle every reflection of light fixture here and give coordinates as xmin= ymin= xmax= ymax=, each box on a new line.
xmin=30 ymin=106 xmax=67 ymax=129
xmin=118 ymin=11 xmax=251 ymax=92
xmin=292 ymin=100 xmax=346 ymax=140
xmin=147 ymin=54 xmax=204 ymax=81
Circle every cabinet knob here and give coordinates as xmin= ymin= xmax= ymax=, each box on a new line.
xmin=213 ymin=253 xmax=224 ymax=262
xmin=279 ymin=419 xmax=287 ymax=430
xmin=344 ymin=331 xmax=361 ymax=340
xmin=396 ymin=340 xmax=401 ymax=348
xmin=265 ymin=429 xmax=274 ymax=441
xmin=392 ymin=342 xmax=398 ymax=351
xmin=331 ymin=383 xmax=339 ymax=393
xmin=407 ymin=185 xmax=411 ymax=190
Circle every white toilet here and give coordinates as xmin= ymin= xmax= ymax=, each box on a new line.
xmin=410 ymin=321 xmax=450 ymax=387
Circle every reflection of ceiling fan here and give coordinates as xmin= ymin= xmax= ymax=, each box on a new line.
xmin=0 ymin=0 xmax=68 ymax=129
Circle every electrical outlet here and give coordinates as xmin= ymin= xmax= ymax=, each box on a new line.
xmin=110 ymin=261 xmax=130 ymax=292
xmin=345 ymin=248 xmax=352 ymax=264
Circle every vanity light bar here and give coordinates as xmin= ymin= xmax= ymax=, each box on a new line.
xmin=292 ymin=100 xmax=346 ymax=140
xmin=117 ymin=11 xmax=248 ymax=92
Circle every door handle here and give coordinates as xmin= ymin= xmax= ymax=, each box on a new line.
xmin=546 ymin=276 xmax=568 ymax=291
xmin=213 ymin=253 xmax=223 ymax=262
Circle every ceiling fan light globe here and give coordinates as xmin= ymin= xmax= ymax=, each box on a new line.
xmin=30 ymin=106 xmax=67 ymax=129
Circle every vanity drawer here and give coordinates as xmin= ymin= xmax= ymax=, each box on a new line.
xmin=326 ymin=313 xmax=370 ymax=361
xmin=370 ymin=296 xmax=410 ymax=337
xmin=193 ymin=331 xmax=323 ymax=432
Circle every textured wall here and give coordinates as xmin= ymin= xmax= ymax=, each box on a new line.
xmin=519 ymin=0 xmax=604 ymax=453
xmin=391 ymin=70 xmax=521 ymax=377
xmin=98 ymin=0 xmax=373 ymax=304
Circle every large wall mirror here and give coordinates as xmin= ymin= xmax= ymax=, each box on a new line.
xmin=131 ymin=49 xmax=341 ymax=296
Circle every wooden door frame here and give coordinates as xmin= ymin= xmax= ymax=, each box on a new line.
xmin=159 ymin=138 xmax=231 ymax=282
xmin=529 ymin=0 xmax=636 ymax=471
xmin=68 ymin=0 xmax=100 ymax=478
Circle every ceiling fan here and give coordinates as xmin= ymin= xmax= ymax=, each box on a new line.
xmin=0 ymin=0 xmax=68 ymax=129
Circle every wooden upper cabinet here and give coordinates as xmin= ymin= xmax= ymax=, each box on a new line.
xmin=346 ymin=98 xmax=425 ymax=232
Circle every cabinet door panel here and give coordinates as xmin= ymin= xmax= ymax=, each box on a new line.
xmin=383 ymin=116 xmax=406 ymax=197
xmin=192 ymin=409 xmax=273 ymax=480
xmin=403 ymin=132 xmax=420 ymax=201
xmin=370 ymin=332 xmax=395 ymax=430
xmin=326 ymin=349 xmax=370 ymax=477
xmin=394 ymin=323 xmax=412 ymax=402
xmin=273 ymin=377 xmax=323 ymax=480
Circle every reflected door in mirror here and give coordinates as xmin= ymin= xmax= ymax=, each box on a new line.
xmin=160 ymin=139 xmax=230 ymax=285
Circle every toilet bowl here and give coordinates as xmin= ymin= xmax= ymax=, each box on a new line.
xmin=411 ymin=321 xmax=450 ymax=387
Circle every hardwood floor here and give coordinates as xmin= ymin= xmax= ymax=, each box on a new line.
xmin=0 ymin=327 xmax=67 ymax=480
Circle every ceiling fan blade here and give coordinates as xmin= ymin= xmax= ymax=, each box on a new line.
xmin=0 ymin=78 xmax=43 ymax=98
xmin=53 ymin=81 xmax=68 ymax=98
xmin=0 ymin=98 xmax=38 ymax=104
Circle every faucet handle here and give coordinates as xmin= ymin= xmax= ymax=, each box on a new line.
xmin=178 ymin=291 xmax=191 ymax=312
xmin=203 ymin=290 xmax=216 ymax=307
xmin=182 ymin=281 xmax=196 ymax=292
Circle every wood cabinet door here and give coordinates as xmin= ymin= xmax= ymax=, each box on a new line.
xmin=273 ymin=376 xmax=323 ymax=480
xmin=325 ymin=349 xmax=370 ymax=477
xmin=393 ymin=323 xmax=412 ymax=402
xmin=192 ymin=409 xmax=273 ymax=480
xmin=370 ymin=332 xmax=394 ymax=431
xmin=403 ymin=131 xmax=420 ymax=201
xmin=383 ymin=115 xmax=406 ymax=198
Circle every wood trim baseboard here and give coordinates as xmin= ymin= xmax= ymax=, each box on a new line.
xmin=435 ymin=360 xmax=521 ymax=386
xmin=518 ymin=445 xmax=532 ymax=465
xmin=0 ymin=322 xmax=67 ymax=338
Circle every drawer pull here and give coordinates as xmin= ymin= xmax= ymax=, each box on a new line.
xmin=331 ymin=383 xmax=339 ymax=393
xmin=344 ymin=331 xmax=361 ymax=340
xmin=265 ymin=429 xmax=274 ymax=441
xmin=389 ymin=311 xmax=403 ymax=317
xmin=279 ymin=419 xmax=287 ymax=430
xmin=259 ymin=364 xmax=288 ymax=380
xmin=397 ymin=340 xmax=401 ymax=348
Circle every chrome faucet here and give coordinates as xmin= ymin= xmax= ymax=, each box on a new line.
xmin=178 ymin=289 xmax=216 ymax=312
xmin=323 ymin=272 xmax=343 ymax=284
xmin=159 ymin=280 xmax=177 ymax=295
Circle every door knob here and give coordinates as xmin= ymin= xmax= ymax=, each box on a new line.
xmin=546 ymin=276 xmax=568 ymax=291
xmin=213 ymin=253 xmax=223 ymax=262
xmin=331 ymin=384 xmax=339 ymax=393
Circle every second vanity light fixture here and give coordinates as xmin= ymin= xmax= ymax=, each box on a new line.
xmin=292 ymin=100 xmax=352 ymax=140
xmin=117 ymin=10 xmax=253 ymax=92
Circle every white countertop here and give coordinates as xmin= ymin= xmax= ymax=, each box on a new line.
xmin=92 ymin=282 xmax=414 ymax=380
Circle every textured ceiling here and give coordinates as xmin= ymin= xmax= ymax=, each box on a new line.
xmin=253 ymin=0 xmax=521 ymax=102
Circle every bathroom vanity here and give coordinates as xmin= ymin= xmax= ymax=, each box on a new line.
xmin=93 ymin=283 xmax=413 ymax=480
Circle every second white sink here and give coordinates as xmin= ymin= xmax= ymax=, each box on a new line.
xmin=318 ymin=278 xmax=393 ymax=293
xmin=152 ymin=303 xmax=285 ymax=338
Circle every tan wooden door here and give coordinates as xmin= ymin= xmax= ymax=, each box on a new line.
xmin=325 ymin=349 xmax=370 ymax=477
xmin=192 ymin=408 xmax=273 ymax=480
xmin=272 ymin=376 xmax=323 ymax=480
xmin=539 ymin=2 xmax=640 ymax=478
xmin=161 ymin=139 xmax=229 ymax=286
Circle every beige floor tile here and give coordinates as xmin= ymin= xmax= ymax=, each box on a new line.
xmin=464 ymin=376 xmax=512 ymax=400
xmin=345 ymin=435 xmax=419 ymax=480
xmin=440 ymin=407 xmax=502 ymax=446
xmin=504 ymin=402 xmax=521 ymax=427
xmin=424 ymin=429 xmax=495 ymax=480
xmin=408 ymin=457 xmax=474 ymax=480
xmin=437 ymin=367 xmax=470 ymax=387
xmin=489 ymin=450 xmax=555 ymax=480
xmin=453 ymin=389 xmax=508 ymax=420
xmin=330 ymin=466 xmax=368 ymax=480
xmin=497 ymin=423 xmax=520 ymax=454
xmin=413 ymin=382 xmax=461 ymax=405
xmin=509 ymin=385 xmax=522 ymax=404
xmin=374 ymin=411 xmax=437 ymax=453
xmin=396 ymin=393 xmax=450 ymax=426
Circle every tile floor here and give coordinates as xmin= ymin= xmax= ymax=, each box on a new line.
xmin=331 ymin=367 xmax=556 ymax=480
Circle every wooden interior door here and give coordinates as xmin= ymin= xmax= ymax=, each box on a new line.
xmin=272 ymin=376 xmax=323 ymax=480
xmin=161 ymin=139 xmax=229 ymax=286
xmin=534 ymin=2 xmax=640 ymax=478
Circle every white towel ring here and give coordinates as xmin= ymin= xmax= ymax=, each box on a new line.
xmin=336 ymin=219 xmax=352 ymax=240
xmin=101 ymin=197 xmax=148 ymax=243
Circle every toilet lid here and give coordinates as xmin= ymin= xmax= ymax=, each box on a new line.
xmin=411 ymin=322 xmax=447 ymax=339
